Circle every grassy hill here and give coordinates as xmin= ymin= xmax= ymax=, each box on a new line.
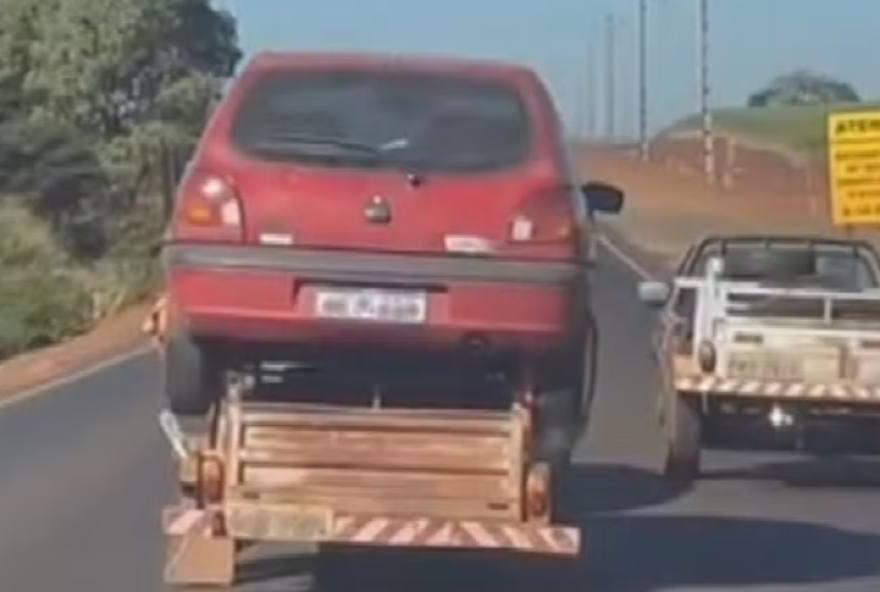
xmin=661 ymin=102 xmax=880 ymax=163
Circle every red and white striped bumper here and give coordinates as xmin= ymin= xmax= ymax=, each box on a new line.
xmin=675 ymin=375 xmax=880 ymax=402
xmin=163 ymin=503 xmax=580 ymax=556
xmin=331 ymin=515 xmax=579 ymax=554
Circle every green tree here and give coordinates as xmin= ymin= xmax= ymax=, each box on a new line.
xmin=21 ymin=0 xmax=240 ymax=136
xmin=0 ymin=0 xmax=242 ymax=259
xmin=0 ymin=0 xmax=242 ymax=356
xmin=747 ymin=70 xmax=861 ymax=107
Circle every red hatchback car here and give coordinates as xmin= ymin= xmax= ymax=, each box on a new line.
xmin=162 ymin=52 xmax=624 ymax=415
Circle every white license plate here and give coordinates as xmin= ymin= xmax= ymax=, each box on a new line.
xmin=727 ymin=353 xmax=803 ymax=381
xmin=225 ymin=502 xmax=333 ymax=542
xmin=314 ymin=289 xmax=427 ymax=324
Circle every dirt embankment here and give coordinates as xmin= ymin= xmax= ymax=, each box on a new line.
xmin=577 ymin=139 xmax=873 ymax=267
xmin=648 ymin=136 xmax=827 ymax=198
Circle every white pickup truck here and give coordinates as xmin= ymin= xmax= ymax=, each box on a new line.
xmin=638 ymin=235 xmax=880 ymax=482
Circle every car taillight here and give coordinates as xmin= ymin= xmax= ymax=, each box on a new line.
xmin=508 ymin=187 xmax=576 ymax=244
xmin=171 ymin=170 xmax=243 ymax=242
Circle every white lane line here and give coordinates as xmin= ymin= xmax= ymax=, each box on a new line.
xmin=598 ymin=234 xmax=654 ymax=280
xmin=0 ymin=232 xmax=656 ymax=413
xmin=0 ymin=345 xmax=152 ymax=411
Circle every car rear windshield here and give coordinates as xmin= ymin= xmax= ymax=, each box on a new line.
xmin=229 ymin=69 xmax=533 ymax=173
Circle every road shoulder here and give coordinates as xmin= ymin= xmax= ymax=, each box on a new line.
xmin=0 ymin=305 xmax=151 ymax=402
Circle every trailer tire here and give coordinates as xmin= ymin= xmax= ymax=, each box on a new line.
xmin=663 ymin=392 xmax=702 ymax=483
xmin=164 ymin=330 xmax=223 ymax=416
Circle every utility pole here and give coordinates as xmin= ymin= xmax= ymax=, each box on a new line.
xmin=589 ymin=45 xmax=600 ymax=138
xmin=637 ymin=0 xmax=649 ymax=161
xmin=604 ymin=14 xmax=616 ymax=141
xmin=698 ymin=0 xmax=714 ymax=184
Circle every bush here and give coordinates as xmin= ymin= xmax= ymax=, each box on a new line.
xmin=86 ymin=255 xmax=161 ymax=319
xmin=0 ymin=268 xmax=93 ymax=357
xmin=0 ymin=203 xmax=93 ymax=357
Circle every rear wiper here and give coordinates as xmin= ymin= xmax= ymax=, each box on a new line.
xmin=253 ymin=133 xmax=424 ymax=186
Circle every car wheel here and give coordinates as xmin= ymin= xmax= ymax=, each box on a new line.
xmin=164 ymin=330 xmax=224 ymax=416
xmin=532 ymin=324 xmax=597 ymax=465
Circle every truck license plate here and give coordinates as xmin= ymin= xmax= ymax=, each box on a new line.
xmin=727 ymin=353 xmax=803 ymax=381
xmin=314 ymin=289 xmax=427 ymax=324
xmin=225 ymin=502 xmax=333 ymax=542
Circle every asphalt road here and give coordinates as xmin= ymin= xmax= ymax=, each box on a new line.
xmin=2 ymin=243 xmax=880 ymax=592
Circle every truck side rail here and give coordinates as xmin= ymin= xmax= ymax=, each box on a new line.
xmin=671 ymin=274 xmax=880 ymax=403
xmin=674 ymin=276 xmax=880 ymax=325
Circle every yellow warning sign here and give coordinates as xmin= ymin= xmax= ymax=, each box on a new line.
xmin=828 ymin=110 xmax=880 ymax=226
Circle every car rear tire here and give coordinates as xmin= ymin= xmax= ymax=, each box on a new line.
xmin=532 ymin=318 xmax=598 ymax=466
xmin=663 ymin=392 xmax=703 ymax=483
xmin=164 ymin=330 xmax=224 ymax=417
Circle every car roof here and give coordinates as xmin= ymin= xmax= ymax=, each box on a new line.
xmin=243 ymin=51 xmax=539 ymax=84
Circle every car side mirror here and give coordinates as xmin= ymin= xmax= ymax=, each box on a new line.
xmin=582 ymin=181 xmax=624 ymax=215
xmin=638 ymin=280 xmax=670 ymax=307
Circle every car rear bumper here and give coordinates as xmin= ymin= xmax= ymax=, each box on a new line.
xmin=165 ymin=244 xmax=586 ymax=353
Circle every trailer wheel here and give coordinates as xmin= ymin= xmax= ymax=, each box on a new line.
xmin=663 ymin=392 xmax=702 ymax=483
xmin=164 ymin=330 xmax=223 ymax=416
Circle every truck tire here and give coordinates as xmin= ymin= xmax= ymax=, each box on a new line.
xmin=550 ymin=459 xmax=576 ymax=523
xmin=164 ymin=330 xmax=223 ymax=416
xmin=663 ymin=392 xmax=702 ymax=483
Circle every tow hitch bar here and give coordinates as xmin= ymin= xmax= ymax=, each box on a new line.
xmin=159 ymin=409 xmax=192 ymax=462
xmin=768 ymin=404 xmax=795 ymax=429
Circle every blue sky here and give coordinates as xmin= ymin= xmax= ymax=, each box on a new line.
xmin=219 ymin=0 xmax=880 ymax=137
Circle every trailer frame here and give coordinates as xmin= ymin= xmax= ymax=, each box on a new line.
xmin=161 ymin=368 xmax=580 ymax=587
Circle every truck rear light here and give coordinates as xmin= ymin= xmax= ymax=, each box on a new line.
xmin=172 ymin=170 xmax=244 ymax=241
xmin=853 ymin=356 xmax=880 ymax=383
xmin=697 ymin=340 xmax=717 ymax=373
xmin=508 ymin=186 xmax=576 ymax=244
